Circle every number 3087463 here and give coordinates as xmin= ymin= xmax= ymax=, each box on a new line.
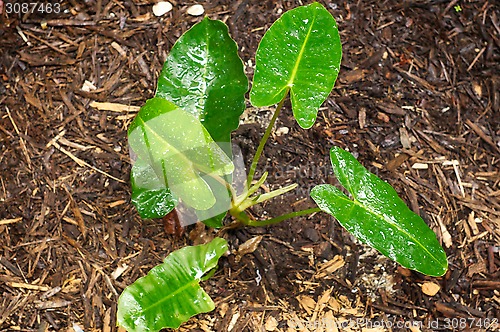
xmin=5 ymin=2 xmax=61 ymax=14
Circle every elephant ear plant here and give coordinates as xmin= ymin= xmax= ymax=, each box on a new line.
xmin=118 ymin=3 xmax=448 ymax=331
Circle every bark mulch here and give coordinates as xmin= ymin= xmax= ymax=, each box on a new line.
xmin=0 ymin=1 xmax=499 ymax=331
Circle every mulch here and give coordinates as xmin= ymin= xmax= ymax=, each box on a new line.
xmin=0 ymin=0 xmax=499 ymax=331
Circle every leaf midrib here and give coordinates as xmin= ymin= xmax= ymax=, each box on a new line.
xmin=332 ymin=191 xmax=443 ymax=270
xmin=328 ymin=161 xmax=445 ymax=270
xmin=266 ymin=9 xmax=318 ymax=102
xmin=138 ymin=113 xmax=231 ymax=183
xmin=138 ymin=114 xmax=186 ymax=162
xmin=286 ymin=11 xmax=317 ymax=88
xmin=140 ymin=275 xmax=207 ymax=315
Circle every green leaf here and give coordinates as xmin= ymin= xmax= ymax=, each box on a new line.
xmin=310 ymin=147 xmax=448 ymax=277
xmin=130 ymin=158 xmax=177 ymax=219
xmin=250 ymin=2 xmax=342 ymax=129
xmin=194 ymin=175 xmax=229 ymax=228
xmin=128 ymin=97 xmax=234 ymax=211
xmin=117 ymin=237 xmax=228 ymax=331
xmin=156 ymin=17 xmax=248 ymax=143
xmin=199 ymin=211 xmax=226 ymax=228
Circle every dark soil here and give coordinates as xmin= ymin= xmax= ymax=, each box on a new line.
xmin=1 ymin=1 xmax=499 ymax=331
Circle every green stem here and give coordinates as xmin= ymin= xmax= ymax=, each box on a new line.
xmin=246 ymin=91 xmax=289 ymax=188
xmin=245 ymin=207 xmax=322 ymax=227
xmin=229 ymin=209 xmax=252 ymax=225
xmin=234 ymin=183 xmax=297 ymax=213
xmin=233 ymin=172 xmax=268 ymax=207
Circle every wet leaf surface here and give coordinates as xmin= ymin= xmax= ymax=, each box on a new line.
xmin=156 ymin=17 xmax=248 ymax=143
xmin=117 ymin=238 xmax=228 ymax=331
xmin=129 ymin=97 xmax=233 ymax=211
xmin=311 ymin=147 xmax=448 ymax=276
xmin=1 ymin=0 xmax=498 ymax=330
xmin=250 ymin=3 xmax=341 ymax=128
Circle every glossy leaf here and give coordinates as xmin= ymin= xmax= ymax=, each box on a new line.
xmin=156 ymin=17 xmax=248 ymax=143
xmin=250 ymin=2 xmax=342 ymax=128
xmin=128 ymin=97 xmax=234 ymax=211
xmin=173 ymin=176 xmax=230 ymax=229
xmin=310 ymin=147 xmax=448 ymax=276
xmin=117 ymin=237 xmax=228 ymax=331
xmin=194 ymin=175 xmax=230 ymax=228
xmin=130 ymin=158 xmax=177 ymax=219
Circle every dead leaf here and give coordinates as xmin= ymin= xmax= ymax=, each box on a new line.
xmin=236 ymin=236 xmax=263 ymax=262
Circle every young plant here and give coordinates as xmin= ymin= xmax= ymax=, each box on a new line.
xmin=118 ymin=3 xmax=448 ymax=331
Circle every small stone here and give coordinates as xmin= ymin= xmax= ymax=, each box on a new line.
xmin=152 ymin=1 xmax=173 ymax=17
xmin=187 ymin=4 xmax=204 ymax=16
xmin=81 ymin=80 xmax=97 ymax=92
xmin=275 ymin=126 xmax=289 ymax=136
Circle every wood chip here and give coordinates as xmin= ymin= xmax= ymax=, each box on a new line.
xmin=399 ymin=126 xmax=412 ymax=149
xmin=275 ymin=126 xmax=289 ymax=136
xmin=264 ymin=315 xmax=278 ymax=331
xmin=376 ymin=112 xmax=390 ymax=123
xmin=411 ymin=162 xmax=428 ymax=169
xmin=376 ymin=101 xmax=406 ymax=115
xmin=386 ymin=153 xmax=409 ymax=171
xmin=7 ymin=281 xmax=50 ymax=291
xmin=421 ymin=282 xmax=440 ymax=296
xmin=90 ymin=101 xmax=140 ymax=113
xmin=111 ymin=41 xmax=127 ymax=57
xmin=315 ymin=255 xmax=345 ymax=278
xmin=111 ymin=264 xmax=129 ymax=280
xmin=467 ymin=211 xmax=480 ymax=235
xmin=359 ymin=108 xmax=366 ymax=129
xmin=296 ymin=295 xmax=316 ymax=315
xmin=81 ymin=80 xmax=97 ymax=92
xmin=227 ymin=311 xmax=240 ymax=332
xmin=467 ymin=261 xmax=487 ymax=277
xmin=339 ymin=68 xmax=368 ymax=84
xmin=73 ymin=323 xmax=85 ymax=332
xmin=434 ymin=214 xmax=453 ymax=248
xmin=0 ymin=217 xmax=23 ymax=225
xmin=108 ymin=200 xmax=127 ymax=208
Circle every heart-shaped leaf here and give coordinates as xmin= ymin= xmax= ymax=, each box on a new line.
xmin=117 ymin=237 xmax=228 ymax=331
xmin=156 ymin=17 xmax=248 ymax=143
xmin=128 ymin=97 xmax=234 ymax=211
xmin=310 ymin=147 xmax=448 ymax=277
xmin=250 ymin=2 xmax=342 ymax=128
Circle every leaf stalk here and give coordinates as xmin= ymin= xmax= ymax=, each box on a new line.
xmin=246 ymin=90 xmax=289 ymax=188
